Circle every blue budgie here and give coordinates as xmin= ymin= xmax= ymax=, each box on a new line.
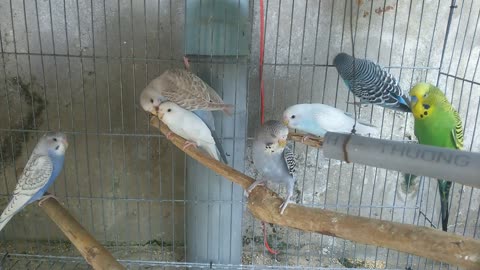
xmin=247 ymin=120 xmax=296 ymax=215
xmin=157 ymin=102 xmax=220 ymax=161
xmin=139 ymin=67 xmax=232 ymax=163
xmin=0 ymin=132 xmax=68 ymax=232
xmin=283 ymin=103 xmax=379 ymax=137
xmin=333 ymin=52 xmax=410 ymax=112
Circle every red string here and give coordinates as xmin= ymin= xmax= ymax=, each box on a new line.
xmin=259 ymin=0 xmax=276 ymax=255
xmin=262 ymin=221 xmax=279 ymax=255
xmin=259 ymin=0 xmax=265 ymax=125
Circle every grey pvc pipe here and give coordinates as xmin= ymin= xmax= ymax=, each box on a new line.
xmin=323 ymin=132 xmax=480 ymax=189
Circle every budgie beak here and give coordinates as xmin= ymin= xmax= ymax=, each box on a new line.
xmin=62 ymin=138 xmax=69 ymax=149
xmin=150 ymin=106 xmax=159 ymax=116
xmin=278 ymin=139 xmax=287 ymax=147
xmin=282 ymin=119 xmax=289 ymax=126
xmin=410 ymin=95 xmax=418 ymax=105
xmin=158 ymin=111 xmax=164 ymax=120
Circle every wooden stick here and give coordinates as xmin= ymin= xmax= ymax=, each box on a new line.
xmin=151 ymin=116 xmax=480 ymax=270
xmin=288 ymin=132 xmax=323 ymax=148
xmin=38 ymin=197 xmax=125 ymax=270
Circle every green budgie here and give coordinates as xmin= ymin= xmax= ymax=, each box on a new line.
xmin=406 ymin=82 xmax=464 ymax=232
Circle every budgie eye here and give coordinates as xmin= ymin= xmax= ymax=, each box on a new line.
xmin=423 ymin=93 xmax=428 ymax=98
xmin=53 ymin=138 xmax=57 ymax=142
xmin=291 ymin=115 xmax=295 ymax=119
xmin=150 ymin=98 xmax=154 ymax=103
xmin=167 ymin=108 xmax=172 ymax=112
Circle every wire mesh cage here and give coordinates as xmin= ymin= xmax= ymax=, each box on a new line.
xmin=0 ymin=0 xmax=479 ymax=269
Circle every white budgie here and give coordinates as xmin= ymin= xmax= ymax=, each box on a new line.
xmin=283 ymin=103 xmax=378 ymax=137
xmin=157 ymin=101 xmax=219 ymax=160
xmin=0 ymin=132 xmax=68 ymax=232
xmin=139 ymin=67 xmax=232 ymax=163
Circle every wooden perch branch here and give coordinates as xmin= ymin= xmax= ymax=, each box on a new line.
xmin=150 ymin=116 xmax=480 ymax=270
xmin=39 ymin=198 xmax=125 ymax=270
xmin=288 ymin=132 xmax=323 ymax=148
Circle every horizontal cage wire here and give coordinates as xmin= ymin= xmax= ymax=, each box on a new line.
xmin=0 ymin=0 xmax=478 ymax=269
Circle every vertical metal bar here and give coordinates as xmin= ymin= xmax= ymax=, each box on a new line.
xmin=444 ymin=0 xmax=465 ymax=99
xmin=270 ymin=0 xmax=282 ymax=124
xmin=463 ymin=97 xmax=480 ymax=238
xmin=268 ymin=0 xmax=281 ymax=261
xmin=343 ymin=0 xmax=362 ymax=262
xmin=459 ymin=8 xmax=480 ymax=146
xmin=155 ymin=0 xmax=165 ymax=262
xmin=331 ymin=0 xmax=349 ymax=263
xmin=0 ymin=20 xmax=13 ymax=249
xmin=381 ymin=0 xmax=402 ymax=266
xmin=182 ymin=0 xmax=189 ymax=263
xmin=425 ymin=0 xmax=443 ymax=80
xmin=129 ymin=0 xmax=142 ymax=245
xmin=48 ymin=0 xmax=73 ymax=239
xmin=74 ymin=0 xmax=97 ymax=246
xmin=283 ymin=0 xmax=296 ymax=264
xmin=318 ymin=0 xmax=335 ymax=264
xmin=116 ymin=0 xmax=130 ymax=250
xmin=359 ymin=0 xmax=376 ymax=265
xmin=63 ymin=0 xmax=84 ymax=241
xmin=10 ymin=0 xmax=40 ymax=251
xmin=142 ymin=0 xmax=153 ymax=260
xmin=103 ymin=0 xmax=119 ymax=253
xmin=292 ymin=1 xmax=309 ymax=266
xmin=170 ymin=0 xmax=177 ymax=263
xmin=248 ymin=0 xmax=264 ymax=263
xmin=305 ymin=2 xmax=322 ymax=264
xmin=34 ymin=0 xmax=51 ymax=130
xmin=435 ymin=0 xmax=457 ymax=86
xmin=89 ymin=0 xmax=108 ymax=244
xmin=47 ymin=0 xmax=62 ymax=130
xmin=451 ymin=2 xmax=478 ymax=231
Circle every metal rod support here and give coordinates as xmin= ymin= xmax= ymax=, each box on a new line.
xmin=323 ymin=132 xmax=480 ymax=189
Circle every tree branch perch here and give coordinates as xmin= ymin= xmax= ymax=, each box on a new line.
xmin=39 ymin=198 xmax=125 ymax=270
xmin=288 ymin=132 xmax=323 ymax=148
xmin=150 ymin=116 xmax=480 ymax=270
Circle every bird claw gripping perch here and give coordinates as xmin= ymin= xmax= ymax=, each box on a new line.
xmin=38 ymin=193 xmax=59 ymax=207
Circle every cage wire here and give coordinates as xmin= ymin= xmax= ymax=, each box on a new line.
xmin=0 ymin=0 xmax=479 ymax=269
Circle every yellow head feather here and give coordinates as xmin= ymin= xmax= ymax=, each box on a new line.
xmin=409 ymin=82 xmax=437 ymax=120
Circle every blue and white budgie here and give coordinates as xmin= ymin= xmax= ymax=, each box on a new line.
xmin=0 ymin=132 xmax=68 ymax=232
xmin=283 ymin=103 xmax=379 ymax=137
xmin=139 ymin=67 xmax=232 ymax=163
xmin=333 ymin=52 xmax=410 ymax=112
xmin=158 ymin=102 xmax=219 ymax=161
xmin=247 ymin=120 xmax=296 ymax=215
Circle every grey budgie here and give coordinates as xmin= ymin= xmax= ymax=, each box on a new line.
xmin=333 ymin=52 xmax=411 ymax=112
xmin=247 ymin=120 xmax=296 ymax=215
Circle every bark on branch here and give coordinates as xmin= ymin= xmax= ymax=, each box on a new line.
xmin=39 ymin=198 xmax=125 ymax=270
xmin=287 ymin=132 xmax=323 ymax=148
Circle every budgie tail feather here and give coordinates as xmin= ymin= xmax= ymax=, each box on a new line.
xmin=438 ymin=179 xmax=452 ymax=232
xmin=211 ymin=129 xmax=228 ymax=164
